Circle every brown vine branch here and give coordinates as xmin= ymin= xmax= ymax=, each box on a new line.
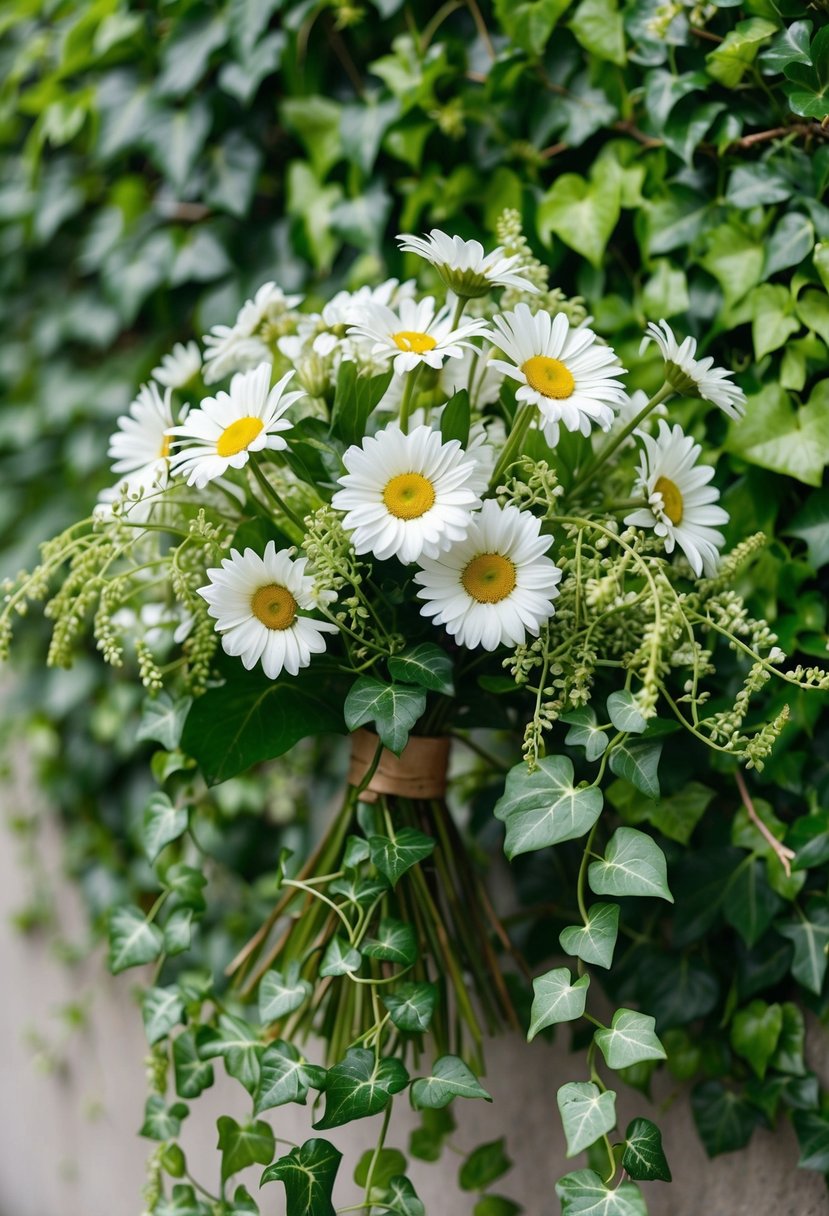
xmin=735 ymin=768 xmax=796 ymax=878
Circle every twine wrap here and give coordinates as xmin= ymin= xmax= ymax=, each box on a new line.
xmin=348 ymin=728 xmax=450 ymax=802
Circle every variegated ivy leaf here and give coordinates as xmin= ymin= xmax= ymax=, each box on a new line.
xmin=557 ymin=1082 xmax=618 ymax=1157
xmin=382 ymin=982 xmax=438 ymax=1033
xmin=494 ymin=756 xmax=603 ymax=859
xmin=556 ymin=1169 xmax=647 ymax=1216
xmin=410 ymin=1055 xmax=491 ymax=1109
xmin=259 ymin=962 xmax=312 ymax=1022
xmin=261 ymin=1138 xmax=342 ymax=1216
xmin=588 ymin=828 xmax=673 ymax=902
xmin=319 ymin=936 xmax=362 ymax=977
xmin=527 ymin=967 xmax=590 ymax=1041
xmin=369 ymin=828 xmax=435 ymax=886
xmin=622 ymin=1117 xmax=672 ymax=1181
xmin=559 ymin=903 xmax=620 ymax=970
xmin=313 ymin=1048 xmax=409 ymax=1129
xmin=594 ymin=1009 xmax=667 ymax=1070
xmin=561 ymin=707 xmax=609 ymax=761
xmin=361 ymin=917 xmax=418 ymax=965
xmin=606 ymin=690 xmax=647 ymax=734
xmin=255 ymin=1040 xmax=326 ymax=1113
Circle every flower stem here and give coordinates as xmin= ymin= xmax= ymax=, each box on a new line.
xmin=248 ymin=454 xmax=305 ymax=531
xmin=571 ymin=381 xmax=674 ymax=496
xmin=489 ymin=402 xmax=535 ymax=490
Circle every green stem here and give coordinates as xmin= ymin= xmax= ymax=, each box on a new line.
xmin=489 ymin=402 xmax=535 ymax=490
xmin=577 ymin=822 xmax=600 ymax=924
xmin=248 ymin=454 xmax=304 ymax=531
xmin=363 ymin=1102 xmax=393 ymax=1212
xmin=570 ymin=382 xmax=674 ymax=496
xmin=398 ymin=364 xmax=423 ymax=434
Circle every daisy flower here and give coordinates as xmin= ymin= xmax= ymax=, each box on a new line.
xmin=641 ymin=320 xmax=746 ymax=419
xmin=347 ymin=296 xmax=491 ymax=376
xmin=331 ymin=425 xmax=481 ymax=565
xmin=415 ymin=500 xmax=562 ymax=651
xmin=489 ymin=304 xmax=628 ymax=444
xmin=151 ymin=341 xmax=202 ymax=389
xmin=198 ymin=543 xmax=338 ymax=679
xmin=203 ymin=282 xmax=303 ymax=384
xmin=97 ymin=382 xmax=174 ymax=517
xmin=168 ymin=364 xmax=302 ymax=488
xmin=396 ymin=229 xmax=539 ymax=298
xmin=624 ymin=420 xmax=729 ymax=578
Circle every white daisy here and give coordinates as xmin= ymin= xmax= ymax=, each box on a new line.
xmin=624 ymin=421 xmax=729 ymax=578
xmin=347 ymin=296 xmax=491 ymax=376
xmin=198 ymin=542 xmax=338 ymax=679
xmin=396 ymin=229 xmax=539 ymax=298
xmin=331 ymin=425 xmax=482 ymax=565
xmin=415 ymin=500 xmax=562 ymax=652
xmin=203 ymin=282 xmax=303 ymax=384
xmin=489 ymin=304 xmax=628 ymax=444
xmin=379 ymin=405 xmax=503 ymax=495
xmin=151 ymin=341 xmax=202 ymax=389
xmin=168 ymin=364 xmax=302 ymax=488
xmin=96 ymin=382 xmax=174 ymax=517
xmin=641 ymin=320 xmax=746 ymax=419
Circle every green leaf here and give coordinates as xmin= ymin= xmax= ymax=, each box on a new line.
xmin=174 ymin=1031 xmax=214 ymax=1099
xmin=330 ymin=361 xmax=394 ymax=448
xmin=473 ymin=1199 xmax=522 ymax=1216
xmin=217 ymin=1116 xmax=275 ymax=1183
xmin=410 ymin=1055 xmax=492 ymax=1109
xmin=313 ymin=1048 xmax=409 ymax=1129
xmin=562 ymin=707 xmax=608 ymax=761
xmin=199 ymin=1014 xmax=263 ymax=1095
xmin=256 ymin=1040 xmax=324 ymax=1113
xmin=458 ymin=1138 xmax=512 ymax=1190
xmin=137 ymin=692 xmax=193 ymax=750
xmin=723 ymin=859 xmax=782 ymax=947
xmin=569 ymin=0 xmax=625 ymax=65
xmin=382 ymin=982 xmax=438 ymax=1032
xmin=261 ymin=1138 xmax=342 ymax=1216
xmin=749 ymin=284 xmax=802 ymax=361
xmin=559 ymin=903 xmax=620 ymax=970
xmin=557 ymin=1082 xmax=617 ymax=1157
xmin=493 ymin=0 xmax=570 ymax=53
xmin=107 ymin=905 xmax=164 ymax=974
xmin=606 ymin=690 xmax=647 ymax=734
xmin=527 ymin=967 xmax=590 ymax=1041
xmin=408 ymin=1107 xmax=455 ymax=1161
xmin=281 ymin=96 xmax=343 ymax=179
xmin=369 ymin=828 xmax=435 ymax=887
xmin=608 ymin=740 xmax=661 ymax=799
xmin=727 ymin=381 xmax=829 ymax=488
xmin=182 ymin=665 xmax=345 ymax=785
xmin=388 ymin=644 xmax=454 ymax=696
xmin=140 ymin=1095 xmax=189 ymax=1141
xmin=777 ymin=899 xmax=829 ymax=993
xmin=141 ymin=792 xmax=188 ymax=863
xmin=588 ymin=828 xmax=673 ymax=902
xmin=784 ymin=26 xmax=829 ymax=118
xmin=440 ymin=391 xmax=470 ymax=446
xmin=730 ymin=1000 xmax=783 ymax=1078
xmin=259 ymin=962 xmax=312 ymax=1022
xmin=353 ymin=1148 xmax=407 ymax=1189
xmin=765 ymin=213 xmax=815 ymax=279
xmin=707 ymin=18 xmax=777 ymax=87
xmin=557 ymin=1170 xmax=647 ymax=1216
xmin=793 ymin=1110 xmax=829 ymax=1171
xmin=700 ymin=223 xmax=764 ymax=308
xmin=622 ymin=1118 xmax=672 ymax=1182
xmin=362 ymin=917 xmax=418 ymax=966
xmin=771 ymin=1003 xmax=806 ymax=1076
xmin=344 ymin=678 xmax=426 ymax=756
xmin=154 ymin=1183 xmax=211 ymax=1216
xmin=594 ymin=1010 xmax=667 ymax=1069
xmin=692 ymin=1081 xmax=761 ymax=1157
xmin=142 ymin=986 xmax=185 ymax=1046
xmin=385 ymin=1176 xmax=426 ymax=1216
xmin=537 ymin=171 xmax=621 ymax=268
xmin=760 ymin=19 xmax=813 ymax=73
xmin=493 ymin=756 xmax=604 ymax=859
xmin=786 ymin=490 xmax=829 ymax=570
xmin=164 ymin=907 xmax=194 ymax=956
xmin=648 ymin=782 xmax=714 ymax=846
xmin=320 ymin=936 xmax=362 ymax=978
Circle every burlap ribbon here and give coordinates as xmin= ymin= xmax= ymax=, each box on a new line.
xmin=347 ymin=728 xmax=450 ymax=802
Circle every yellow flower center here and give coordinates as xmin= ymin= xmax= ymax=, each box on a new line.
xmin=217 ymin=416 xmax=264 ymax=458
xmin=251 ymin=583 xmax=297 ymax=631
xmin=392 ymin=330 xmax=438 ymax=354
xmin=382 ymin=472 xmax=436 ymax=520
xmin=521 ymin=355 xmax=575 ymax=400
xmin=461 ymin=553 xmax=517 ymax=604
xmin=158 ymin=435 xmax=172 ymax=459
xmin=654 ymin=476 xmax=683 ymax=525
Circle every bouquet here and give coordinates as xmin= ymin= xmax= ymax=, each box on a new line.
xmin=5 ymin=212 xmax=827 ymax=1216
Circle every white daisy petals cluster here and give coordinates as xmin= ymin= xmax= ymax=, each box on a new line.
xmin=97 ymin=382 xmax=174 ymax=518
xmin=203 ymin=282 xmax=304 ymax=384
xmin=397 ymin=229 xmax=540 ymax=297
xmin=347 ymin=296 xmax=491 ymax=376
xmin=641 ymin=320 xmax=746 ymax=419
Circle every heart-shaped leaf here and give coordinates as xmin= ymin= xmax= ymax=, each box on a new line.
xmin=362 ymin=917 xmax=418 ymax=965
xmin=622 ymin=1117 xmax=672 ymax=1181
xmin=259 ymin=962 xmax=312 ymax=1022
xmin=261 ymin=1138 xmax=342 ymax=1216
xmin=388 ymin=644 xmax=454 ymax=696
xmin=594 ymin=1009 xmax=666 ymax=1069
xmin=313 ymin=1048 xmax=409 ymax=1129
xmin=255 ymin=1040 xmax=325 ymax=1113
xmin=527 ymin=968 xmax=590 ymax=1041
xmin=559 ymin=903 xmax=620 ymax=970
xmin=557 ymin=1082 xmax=618 ymax=1157
xmin=410 ymin=1055 xmax=492 ymax=1109
xmin=217 ymin=1116 xmax=274 ymax=1182
xmin=344 ymin=678 xmax=426 ymax=756
xmin=588 ymin=828 xmax=673 ymax=902
xmin=320 ymin=936 xmax=362 ymax=978
xmin=382 ymin=982 xmax=438 ymax=1032
xmin=369 ymin=828 xmax=435 ymax=886
xmin=494 ymin=756 xmax=604 ymax=859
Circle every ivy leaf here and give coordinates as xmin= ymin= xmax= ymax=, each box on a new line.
xmin=594 ymin=1010 xmax=666 ymax=1069
xmin=362 ymin=917 xmax=418 ymax=966
xmin=410 ymin=1056 xmax=492 ymax=1109
xmin=259 ymin=962 xmax=312 ymax=1022
xmin=256 ymin=1040 xmax=324 ymax=1113
xmin=784 ymin=26 xmax=829 ymax=118
xmin=730 ymin=1000 xmax=784 ymax=1078
xmin=557 ymin=1082 xmax=617 ymax=1157
xmin=777 ymin=898 xmax=829 ymax=993
xmin=107 ymin=905 xmax=164 ymax=974
xmin=473 ymin=1200 xmax=521 ymax=1216
xmin=493 ymin=0 xmax=571 ymax=55
xmin=353 ymin=1148 xmax=407 ymax=1189
xmin=608 ymin=740 xmax=661 ymax=799
xmin=786 ymin=490 xmax=829 ymax=571
xmin=588 ymin=828 xmax=673 ymax=902
xmin=760 ymin=19 xmax=813 ymax=73
xmin=726 ymin=382 xmax=829 ymax=489
xmin=382 ymin=982 xmax=438 ymax=1032
xmin=141 ymin=792 xmax=189 ymax=863
xmin=622 ymin=1118 xmax=672 ymax=1182
xmin=723 ymin=859 xmax=782 ymax=946
xmin=344 ymin=678 xmax=427 ymax=756
xmin=493 ymin=756 xmax=604 ymax=859
xmin=559 ymin=903 xmax=620 ymax=970
xmin=458 ymin=1138 xmax=512 ymax=1190
xmin=556 ymin=1170 xmax=647 ymax=1215
xmin=792 ymin=1110 xmax=829 ymax=1171
xmin=606 ymin=691 xmax=646 ymax=734
xmin=140 ymin=1095 xmax=189 ymax=1141
xmin=527 ymin=968 xmax=590 ymax=1041
xmin=569 ymin=0 xmax=626 ymax=66
xmin=182 ymin=664 xmax=345 ymax=785
xmin=537 ymin=170 xmax=621 ymax=267
xmin=369 ymin=828 xmax=435 ymax=886
xmin=764 ymin=213 xmax=815 ymax=279
xmin=691 ymin=1081 xmax=762 ymax=1157
xmin=320 ymin=936 xmax=362 ymax=978
xmin=388 ymin=644 xmax=454 ymax=696
xmin=198 ymin=1014 xmax=263 ymax=1095
xmin=561 ymin=707 xmax=608 ymax=761
xmin=137 ymin=692 xmax=193 ymax=750
xmin=385 ymin=1176 xmax=426 ymax=1216
xmin=771 ymin=1003 xmax=806 ymax=1076
xmin=707 ymin=18 xmax=777 ymax=87
xmin=164 ymin=907 xmax=194 ymax=956
xmin=648 ymin=782 xmax=714 ymax=846
xmin=142 ymin=985 xmax=185 ymax=1046
xmin=154 ymin=1184 xmax=211 ymax=1216
xmin=313 ymin=1048 xmax=409 ymax=1129
xmin=174 ymin=1031 xmax=214 ymax=1099
xmin=217 ymin=1116 xmax=275 ymax=1182
xmin=261 ymin=1138 xmax=342 ymax=1216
